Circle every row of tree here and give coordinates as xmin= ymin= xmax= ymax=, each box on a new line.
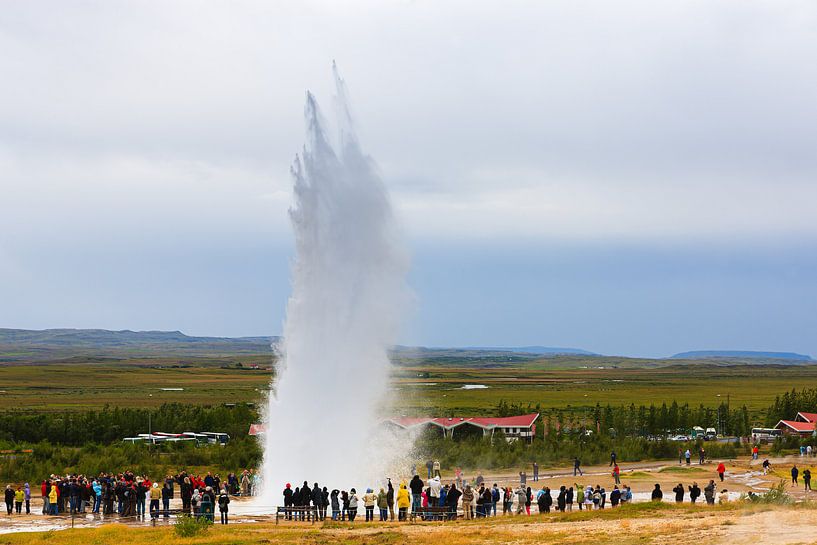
xmin=0 ymin=403 xmax=258 ymax=445
xmin=496 ymin=400 xmax=754 ymax=438
xmin=765 ymin=388 xmax=817 ymax=426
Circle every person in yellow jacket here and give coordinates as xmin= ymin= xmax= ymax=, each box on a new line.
xmin=149 ymin=483 xmax=162 ymax=519
xmin=14 ymin=487 xmax=24 ymax=514
xmin=48 ymin=485 xmax=58 ymax=515
xmin=396 ymin=482 xmax=410 ymax=521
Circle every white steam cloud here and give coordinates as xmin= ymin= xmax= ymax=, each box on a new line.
xmin=260 ymin=65 xmax=409 ymax=502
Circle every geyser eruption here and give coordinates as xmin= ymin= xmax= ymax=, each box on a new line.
xmin=260 ymin=67 xmax=408 ymax=502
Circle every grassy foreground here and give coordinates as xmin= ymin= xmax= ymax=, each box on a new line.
xmin=4 ymin=503 xmax=816 ymax=545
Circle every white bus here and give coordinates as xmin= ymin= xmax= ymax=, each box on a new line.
xmin=200 ymin=432 xmax=230 ymax=445
xmin=181 ymin=432 xmax=209 ymax=445
xmin=751 ymin=428 xmax=782 ymax=443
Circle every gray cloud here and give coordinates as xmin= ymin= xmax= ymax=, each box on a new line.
xmin=1 ymin=1 xmax=816 ymax=352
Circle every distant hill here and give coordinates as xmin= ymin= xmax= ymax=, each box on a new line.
xmin=0 ymin=328 xmax=276 ymax=363
xmin=2 ymin=329 xmax=813 ymax=369
xmin=670 ymin=350 xmax=813 ymax=362
xmin=463 ymin=346 xmax=599 ymax=356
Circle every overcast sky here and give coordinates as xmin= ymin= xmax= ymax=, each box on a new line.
xmin=1 ymin=1 xmax=816 ymax=357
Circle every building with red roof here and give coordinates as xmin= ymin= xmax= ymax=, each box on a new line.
xmin=774 ymin=411 xmax=817 ymax=437
xmin=249 ymin=413 xmax=540 ymax=442
xmin=386 ymin=413 xmax=539 ymax=442
xmin=796 ymin=412 xmax=817 ymax=423
xmin=776 ymin=418 xmax=816 ymax=436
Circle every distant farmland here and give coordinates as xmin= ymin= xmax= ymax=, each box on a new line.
xmin=0 ymin=357 xmax=815 ymax=418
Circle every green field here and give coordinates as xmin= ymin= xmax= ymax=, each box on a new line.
xmin=1 ymin=356 xmax=816 ymax=418
xmin=392 ymin=364 xmax=817 ymax=416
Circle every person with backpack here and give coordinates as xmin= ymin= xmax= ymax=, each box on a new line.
xmin=688 ymin=482 xmax=701 ymax=504
xmin=330 ymin=489 xmax=340 ymax=520
xmin=575 ymin=483 xmax=584 ymax=511
xmin=490 ymin=483 xmax=500 ymax=516
xmin=704 ymin=480 xmax=716 ymax=505
xmin=218 ymin=487 xmax=230 ymax=524
xmin=610 ymin=485 xmax=621 ymax=507
xmin=622 ymin=485 xmax=633 ymax=504
xmin=409 ymin=475 xmax=423 ymax=515
xmin=445 ymin=484 xmax=461 ymax=520
xmin=672 ymin=483 xmax=684 ymax=503
xmin=557 ymin=486 xmax=567 ymax=512
xmin=377 ymin=488 xmax=389 ymax=521
xmin=474 ymin=485 xmax=485 ymax=517
xmin=514 ymin=485 xmax=526 ymax=515
xmin=311 ymin=482 xmax=323 ymax=520
xmin=462 ymin=484 xmax=474 ymax=520
xmin=191 ymin=487 xmax=201 ymax=517
xmin=341 ymin=490 xmax=350 ymax=521
xmin=541 ymin=487 xmax=552 ymax=513
xmin=347 ymin=489 xmax=359 ymax=522
xmin=200 ymin=488 xmax=214 ymax=522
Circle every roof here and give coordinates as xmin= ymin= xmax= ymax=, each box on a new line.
xmin=776 ymin=420 xmax=815 ymax=433
xmin=249 ymin=413 xmax=540 ymax=435
xmin=797 ymin=412 xmax=817 ymax=423
xmin=388 ymin=413 xmax=539 ymax=430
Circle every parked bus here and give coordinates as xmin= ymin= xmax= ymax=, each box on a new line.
xmin=751 ymin=428 xmax=782 ymax=443
xmin=181 ymin=432 xmax=210 ymax=445
xmin=200 ymin=432 xmax=230 ymax=445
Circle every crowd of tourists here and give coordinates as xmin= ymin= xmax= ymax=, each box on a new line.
xmin=278 ymin=472 xmax=743 ymax=523
xmin=3 ymin=452 xmax=810 ymax=523
xmin=2 ymin=469 xmax=258 ymax=524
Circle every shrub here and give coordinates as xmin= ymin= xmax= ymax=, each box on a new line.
xmin=742 ymin=480 xmax=792 ymax=505
xmin=174 ymin=514 xmax=212 ymax=537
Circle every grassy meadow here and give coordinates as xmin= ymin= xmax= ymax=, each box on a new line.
xmin=0 ymin=357 xmax=816 ymax=414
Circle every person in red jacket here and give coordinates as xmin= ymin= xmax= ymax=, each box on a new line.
xmin=716 ymin=462 xmax=726 ymax=482
xmin=40 ymin=481 xmax=48 ymax=515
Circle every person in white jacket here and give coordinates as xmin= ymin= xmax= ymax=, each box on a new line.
xmin=429 ymin=477 xmax=442 ymax=507
xmin=348 ymin=489 xmax=359 ymax=522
